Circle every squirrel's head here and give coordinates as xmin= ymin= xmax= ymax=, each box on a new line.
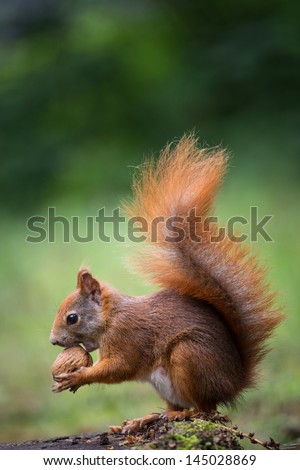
xmin=50 ymin=268 xmax=103 ymax=352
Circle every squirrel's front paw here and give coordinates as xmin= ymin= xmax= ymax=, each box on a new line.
xmin=52 ymin=369 xmax=86 ymax=393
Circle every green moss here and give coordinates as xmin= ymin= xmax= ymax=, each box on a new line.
xmin=148 ymin=420 xmax=242 ymax=450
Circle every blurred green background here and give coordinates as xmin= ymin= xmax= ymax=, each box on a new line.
xmin=0 ymin=0 xmax=299 ymax=446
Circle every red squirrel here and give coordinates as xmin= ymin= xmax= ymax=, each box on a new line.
xmin=50 ymin=135 xmax=283 ymax=433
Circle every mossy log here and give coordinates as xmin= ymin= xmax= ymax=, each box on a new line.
xmin=0 ymin=419 xmax=242 ymax=450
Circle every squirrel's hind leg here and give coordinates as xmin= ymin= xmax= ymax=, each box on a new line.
xmin=160 ymin=403 xmax=198 ymax=422
xmin=110 ymin=405 xmax=198 ymax=435
xmin=118 ymin=413 xmax=161 ymax=434
xmin=109 ymin=406 xmax=194 ymax=435
xmin=167 ymin=340 xmax=219 ymax=414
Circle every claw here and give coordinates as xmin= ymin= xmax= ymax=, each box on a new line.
xmin=53 ymin=373 xmax=72 ymax=383
xmin=52 ymin=371 xmax=83 ymax=393
xmin=160 ymin=410 xmax=195 ymax=422
xmin=52 ymin=382 xmax=66 ymax=393
xmin=108 ymin=425 xmax=123 ymax=434
xmin=121 ymin=413 xmax=160 ymax=434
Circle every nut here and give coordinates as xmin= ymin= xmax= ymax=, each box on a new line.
xmin=51 ymin=346 xmax=93 ymax=378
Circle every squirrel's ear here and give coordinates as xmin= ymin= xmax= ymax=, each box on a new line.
xmin=77 ymin=269 xmax=101 ymax=304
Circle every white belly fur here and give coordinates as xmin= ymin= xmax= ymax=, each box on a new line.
xmin=148 ymin=366 xmax=192 ymax=409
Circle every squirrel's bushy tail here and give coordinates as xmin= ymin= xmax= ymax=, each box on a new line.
xmin=124 ymin=134 xmax=283 ymax=388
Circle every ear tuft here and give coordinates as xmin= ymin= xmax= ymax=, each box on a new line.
xmin=77 ymin=268 xmax=91 ymax=289
xmin=77 ymin=268 xmax=101 ymax=303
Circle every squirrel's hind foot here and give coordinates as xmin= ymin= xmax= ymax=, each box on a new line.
xmin=160 ymin=409 xmax=196 ymax=422
xmin=121 ymin=413 xmax=161 ymax=434
xmin=108 ymin=409 xmax=197 ymax=435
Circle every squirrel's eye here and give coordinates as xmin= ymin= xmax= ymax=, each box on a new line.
xmin=67 ymin=313 xmax=78 ymax=325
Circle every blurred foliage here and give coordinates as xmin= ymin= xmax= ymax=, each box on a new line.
xmin=0 ymin=0 xmax=300 ymax=212
xmin=0 ymin=0 xmax=300 ymax=445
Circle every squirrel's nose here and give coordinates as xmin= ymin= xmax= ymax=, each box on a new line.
xmin=50 ymin=330 xmax=67 ymax=346
xmin=50 ymin=330 xmax=60 ymax=346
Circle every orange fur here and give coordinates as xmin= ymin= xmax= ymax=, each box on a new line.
xmin=51 ymin=135 xmax=284 ymax=427
xmin=124 ymin=134 xmax=283 ymax=388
